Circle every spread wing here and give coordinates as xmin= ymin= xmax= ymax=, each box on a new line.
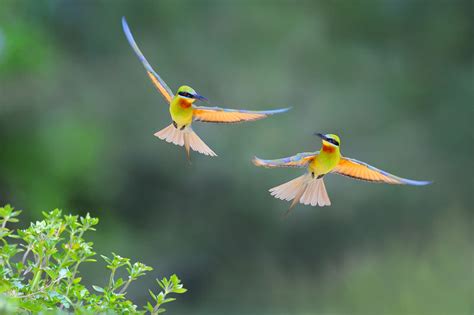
xmin=332 ymin=157 xmax=431 ymax=185
xmin=122 ymin=17 xmax=174 ymax=103
xmin=192 ymin=106 xmax=290 ymax=124
xmin=253 ymin=152 xmax=318 ymax=168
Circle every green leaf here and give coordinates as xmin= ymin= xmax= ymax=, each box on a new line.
xmin=18 ymin=300 xmax=43 ymax=312
xmin=44 ymin=268 xmax=57 ymax=279
xmin=0 ymin=280 xmax=12 ymax=293
xmin=114 ymin=277 xmax=124 ymax=289
xmin=174 ymin=288 xmax=187 ymax=294
xmin=163 ymin=297 xmax=176 ymax=303
xmin=101 ymin=254 xmax=112 ymax=265
xmin=157 ymin=279 xmax=165 ymax=290
xmin=145 ymin=302 xmax=154 ymax=312
xmin=148 ymin=289 xmax=157 ymax=301
xmin=92 ymin=285 xmax=104 ymax=293
xmin=156 ymin=292 xmax=165 ymax=304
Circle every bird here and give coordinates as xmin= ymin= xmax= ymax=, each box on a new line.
xmin=253 ymin=133 xmax=431 ymax=213
xmin=121 ymin=17 xmax=290 ymax=160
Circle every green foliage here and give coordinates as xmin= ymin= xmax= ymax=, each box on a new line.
xmin=0 ymin=205 xmax=186 ymax=314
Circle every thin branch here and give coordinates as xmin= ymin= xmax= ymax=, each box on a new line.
xmin=118 ymin=278 xmax=133 ymax=295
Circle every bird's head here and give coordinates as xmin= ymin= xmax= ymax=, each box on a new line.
xmin=315 ymin=133 xmax=341 ymax=148
xmin=176 ymin=85 xmax=208 ymax=103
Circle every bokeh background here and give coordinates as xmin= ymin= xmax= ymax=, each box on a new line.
xmin=1 ymin=1 xmax=473 ymax=314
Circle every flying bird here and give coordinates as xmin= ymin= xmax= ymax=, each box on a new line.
xmin=121 ymin=17 xmax=290 ymax=160
xmin=253 ymin=133 xmax=431 ymax=213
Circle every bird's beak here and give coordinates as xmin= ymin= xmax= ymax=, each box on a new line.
xmin=314 ymin=132 xmax=327 ymax=140
xmin=192 ymin=93 xmax=208 ymax=102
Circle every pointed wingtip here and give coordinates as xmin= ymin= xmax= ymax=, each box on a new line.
xmin=399 ymin=178 xmax=432 ymax=186
xmin=268 ymin=107 xmax=292 ymax=115
xmin=121 ymin=16 xmax=128 ymax=29
xmin=411 ymin=180 xmax=433 ymax=186
xmin=278 ymin=107 xmax=292 ymax=112
xmin=121 ymin=16 xmax=133 ymax=41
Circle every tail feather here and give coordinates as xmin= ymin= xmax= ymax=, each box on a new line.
xmin=183 ymin=133 xmax=191 ymax=162
xmin=270 ymin=174 xmax=307 ymax=201
xmin=269 ymin=174 xmax=331 ymax=209
xmin=287 ymin=184 xmax=307 ymax=215
xmin=154 ymin=124 xmax=184 ymax=145
xmin=318 ymin=180 xmax=331 ymax=206
xmin=305 ymin=180 xmax=316 ymax=206
xmin=154 ymin=124 xmax=217 ymax=157
xmin=186 ymin=129 xmax=217 ymax=156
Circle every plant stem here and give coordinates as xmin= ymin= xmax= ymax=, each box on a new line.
xmin=65 ymin=259 xmax=82 ymax=297
xmin=30 ymin=250 xmax=44 ymax=292
xmin=15 ymin=275 xmax=66 ymax=299
xmin=57 ymin=230 xmax=77 ymax=270
xmin=30 ymin=268 xmax=42 ymax=292
xmin=152 ymin=287 xmax=170 ymax=314
xmin=21 ymin=246 xmax=31 ymax=265
xmin=118 ymin=277 xmax=133 ymax=295
xmin=108 ymin=268 xmax=116 ymax=289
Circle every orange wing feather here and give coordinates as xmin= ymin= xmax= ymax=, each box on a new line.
xmin=332 ymin=157 xmax=431 ymax=186
xmin=146 ymin=72 xmax=172 ymax=103
xmin=193 ymin=106 xmax=290 ymax=124
xmin=122 ymin=17 xmax=174 ymax=104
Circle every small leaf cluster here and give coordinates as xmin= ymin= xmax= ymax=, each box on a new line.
xmin=145 ymin=275 xmax=187 ymax=314
xmin=0 ymin=205 xmax=186 ymax=314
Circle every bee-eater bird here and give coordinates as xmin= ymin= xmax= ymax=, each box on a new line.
xmin=253 ymin=133 xmax=431 ymax=212
xmin=121 ymin=17 xmax=290 ymax=160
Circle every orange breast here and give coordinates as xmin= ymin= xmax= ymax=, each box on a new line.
xmin=178 ymin=99 xmax=192 ymax=109
xmin=322 ymin=144 xmax=335 ymax=153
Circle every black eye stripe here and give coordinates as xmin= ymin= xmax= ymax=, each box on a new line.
xmin=326 ymin=138 xmax=340 ymax=146
xmin=178 ymin=91 xmax=193 ymax=98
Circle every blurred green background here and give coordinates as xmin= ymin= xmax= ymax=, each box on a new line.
xmin=0 ymin=1 xmax=473 ymax=314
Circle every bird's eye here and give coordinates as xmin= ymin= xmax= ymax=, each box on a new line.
xmin=178 ymin=91 xmax=192 ymax=98
xmin=327 ymin=138 xmax=339 ymax=146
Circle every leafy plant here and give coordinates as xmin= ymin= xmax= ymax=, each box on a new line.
xmin=0 ymin=204 xmax=186 ymax=314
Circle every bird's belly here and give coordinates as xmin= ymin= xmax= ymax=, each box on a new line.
xmin=170 ymin=104 xmax=193 ymax=129
xmin=309 ymin=154 xmax=340 ymax=177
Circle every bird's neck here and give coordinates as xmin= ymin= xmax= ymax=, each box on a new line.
xmin=173 ymin=97 xmax=193 ymax=109
xmin=321 ymin=144 xmax=339 ymax=154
